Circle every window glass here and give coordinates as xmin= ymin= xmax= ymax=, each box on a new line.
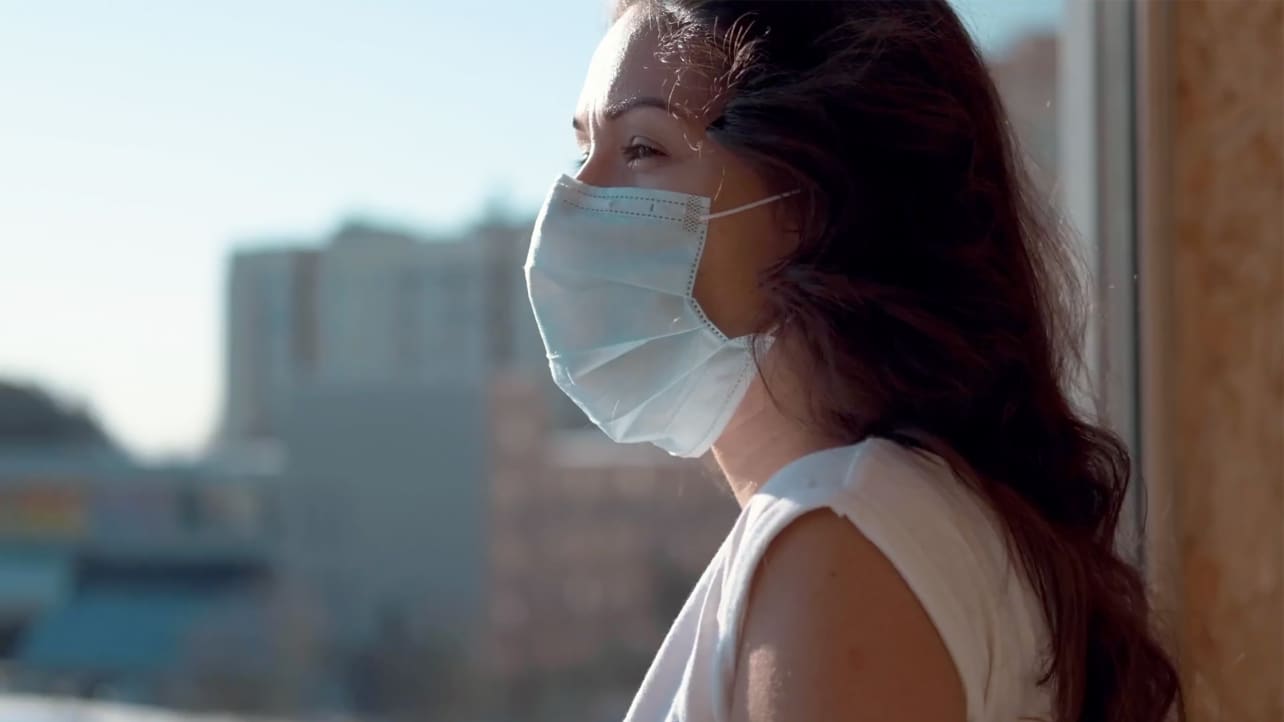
xmin=0 ymin=3 xmax=1103 ymax=721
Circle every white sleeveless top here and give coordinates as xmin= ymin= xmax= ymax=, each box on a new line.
xmin=622 ymin=438 xmax=1055 ymax=722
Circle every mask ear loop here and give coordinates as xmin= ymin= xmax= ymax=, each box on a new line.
xmin=700 ymin=189 xmax=801 ymax=220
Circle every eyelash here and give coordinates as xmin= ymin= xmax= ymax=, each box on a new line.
xmin=570 ymin=141 xmax=665 ymax=169
xmin=622 ymin=141 xmax=662 ymax=164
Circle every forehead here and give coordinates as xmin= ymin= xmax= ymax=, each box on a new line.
xmin=576 ymin=6 xmax=713 ymax=121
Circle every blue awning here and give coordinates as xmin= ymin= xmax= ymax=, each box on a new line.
xmin=15 ymin=588 xmax=220 ymax=673
xmin=0 ymin=550 xmax=73 ymax=618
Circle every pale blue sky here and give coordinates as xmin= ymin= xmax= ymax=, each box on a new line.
xmin=0 ymin=0 xmax=1059 ymax=458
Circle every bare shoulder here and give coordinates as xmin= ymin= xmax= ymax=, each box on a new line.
xmin=729 ymin=508 xmax=967 ymax=722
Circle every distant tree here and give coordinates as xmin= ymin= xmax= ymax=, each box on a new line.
xmin=0 ymin=380 xmax=112 ymax=445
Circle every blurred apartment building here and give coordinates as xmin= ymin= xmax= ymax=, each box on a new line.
xmin=219 ymin=221 xmax=511 ymax=447
xmin=219 ymin=246 xmax=319 ymax=447
xmin=483 ymin=373 xmax=736 ymax=708
xmin=217 ymin=221 xmax=513 ymax=671
xmin=222 ymin=216 xmax=739 ymax=703
xmin=220 ymin=217 xmax=567 ymax=445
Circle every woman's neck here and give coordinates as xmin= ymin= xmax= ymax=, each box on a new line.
xmin=711 ymin=359 xmax=836 ymax=507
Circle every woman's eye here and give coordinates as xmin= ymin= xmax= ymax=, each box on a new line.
xmin=622 ymin=140 xmax=664 ymax=165
xmin=570 ymin=140 xmax=665 ymax=170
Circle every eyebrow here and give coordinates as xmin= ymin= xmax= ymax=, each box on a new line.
xmin=571 ymin=96 xmax=689 ymax=131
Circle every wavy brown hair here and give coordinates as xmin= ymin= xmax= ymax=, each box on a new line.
xmin=617 ymin=1 xmax=1182 ymax=721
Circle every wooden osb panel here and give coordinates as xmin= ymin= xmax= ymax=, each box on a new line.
xmin=1171 ymin=1 xmax=1284 ymax=721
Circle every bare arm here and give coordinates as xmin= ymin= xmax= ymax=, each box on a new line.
xmin=729 ymin=509 xmax=967 ymax=722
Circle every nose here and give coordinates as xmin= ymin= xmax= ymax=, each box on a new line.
xmin=574 ymin=147 xmax=611 ymax=188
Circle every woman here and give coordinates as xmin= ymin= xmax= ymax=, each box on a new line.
xmin=524 ymin=2 xmax=1182 ymax=721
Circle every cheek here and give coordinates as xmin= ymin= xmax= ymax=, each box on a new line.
xmin=692 ymin=215 xmax=775 ymax=339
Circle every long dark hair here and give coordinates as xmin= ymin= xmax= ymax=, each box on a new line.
xmin=617 ymin=1 xmax=1182 ymax=720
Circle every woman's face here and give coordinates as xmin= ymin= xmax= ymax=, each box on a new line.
xmin=572 ymin=5 xmax=793 ymax=339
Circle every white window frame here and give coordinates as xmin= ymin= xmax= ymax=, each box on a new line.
xmin=1060 ymin=0 xmax=1146 ymax=564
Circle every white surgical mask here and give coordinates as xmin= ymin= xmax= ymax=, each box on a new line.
xmin=524 ymin=174 xmax=796 ymax=457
